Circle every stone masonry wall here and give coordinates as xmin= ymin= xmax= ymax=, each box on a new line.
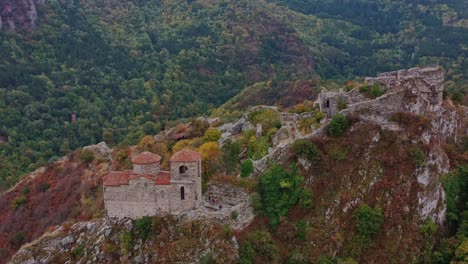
xmin=104 ymin=177 xmax=172 ymax=219
xmin=104 ymin=159 xmax=202 ymax=219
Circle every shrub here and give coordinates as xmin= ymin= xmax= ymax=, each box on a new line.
xmin=199 ymin=254 xmax=215 ymax=264
xmin=247 ymin=135 xmax=269 ymax=160
xmin=223 ymin=224 xmax=233 ymax=238
xmin=247 ymin=109 xmax=281 ymax=135
xmin=11 ymin=195 xmax=27 ymax=210
xmin=260 ymin=164 xmax=304 ymax=229
xmin=173 ymin=139 xmax=195 ymax=153
xmin=71 ymin=244 xmax=85 ymax=259
xmin=251 ymin=192 xmax=263 ymax=214
xmin=239 ymin=230 xmax=280 ymax=264
xmin=202 ymin=128 xmax=221 ymax=142
xmin=296 ymin=220 xmax=308 ymax=241
xmin=120 ymin=230 xmax=134 ymax=255
xmin=186 ymin=119 xmax=209 ymax=138
xmin=135 ymin=216 xmax=152 ymax=241
xmin=421 ymin=218 xmax=437 ymax=238
xmin=409 ymin=146 xmax=426 ymax=167
xmin=325 ymin=114 xmax=349 ymax=137
xmin=452 ymin=91 xmax=463 ymax=103
xmin=21 ymin=187 xmax=30 ymax=195
xmin=329 ymin=145 xmax=348 ymax=161
xmin=137 ymin=135 xmax=155 ymax=151
xmin=454 ymin=240 xmax=468 ymax=261
xmin=79 ymin=149 xmax=95 ymax=164
xmin=292 ymin=139 xmax=319 ymax=160
xmin=442 ymin=166 xmax=468 ymax=224
xmin=240 ymin=159 xmax=254 ymax=178
xmin=37 ymin=182 xmax=51 ymax=192
xmin=360 ymin=83 xmax=383 ymax=98
xmin=314 ymin=110 xmax=326 ymax=123
xmin=353 ymin=204 xmax=383 ymax=244
xmin=239 ymin=240 xmax=255 ymax=264
xmin=287 ymin=252 xmax=308 ymax=264
xmin=337 ymin=97 xmax=347 ymax=110
xmin=231 ymin=210 xmax=239 ymax=220
xmin=8 ymin=231 xmax=25 ymax=248
xmin=298 ymin=117 xmax=315 ymax=134
xmin=299 ymin=189 xmax=313 ymax=209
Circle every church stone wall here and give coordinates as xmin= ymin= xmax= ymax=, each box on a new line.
xmin=104 ymin=158 xmax=202 ymax=219
xmin=133 ymin=163 xmax=160 ymax=174
xmin=104 ymin=177 xmax=173 ymax=219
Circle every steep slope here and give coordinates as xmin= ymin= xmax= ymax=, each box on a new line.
xmin=0 ymin=0 xmax=316 ymax=189
xmin=269 ymin=0 xmax=468 ymax=82
xmin=0 ymin=0 xmax=45 ymax=31
xmin=0 ymin=145 xmax=111 ymax=262
xmin=3 ymin=67 xmax=467 ymax=263
xmin=10 ymin=217 xmax=239 ymax=263
xmin=1 ymin=0 xmax=467 ymax=191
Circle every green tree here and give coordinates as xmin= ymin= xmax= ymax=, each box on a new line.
xmin=135 ymin=216 xmax=152 ymax=241
xmin=259 ymin=163 xmax=304 ymax=229
xmin=240 ymin=159 xmax=254 ymax=178
xmin=353 ymin=204 xmax=384 ymax=245
xmin=325 ymin=114 xmax=349 ymax=137
xmin=292 ymin=139 xmax=319 ymax=160
xmin=222 ymin=139 xmax=241 ymax=175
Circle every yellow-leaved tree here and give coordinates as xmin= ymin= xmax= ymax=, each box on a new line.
xmin=198 ymin=141 xmax=221 ymax=176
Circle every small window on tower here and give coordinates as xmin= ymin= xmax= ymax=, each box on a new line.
xmin=180 ymin=187 xmax=185 ymax=200
xmin=179 ymin=165 xmax=188 ymax=176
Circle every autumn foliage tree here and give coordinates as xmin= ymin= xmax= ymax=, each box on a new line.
xmin=198 ymin=142 xmax=221 ymax=176
xmin=202 ymin=128 xmax=222 ymax=143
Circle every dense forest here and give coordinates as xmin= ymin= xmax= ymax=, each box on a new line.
xmin=0 ymin=0 xmax=466 ymax=189
xmin=269 ymin=0 xmax=468 ymax=80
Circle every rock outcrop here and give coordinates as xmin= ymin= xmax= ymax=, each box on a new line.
xmin=10 ymin=216 xmax=239 ymax=264
xmin=0 ymin=0 xmax=45 ymax=32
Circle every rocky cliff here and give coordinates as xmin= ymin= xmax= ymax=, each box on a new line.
xmin=3 ymin=67 xmax=467 ymax=263
xmin=10 ymin=216 xmax=239 ymax=264
xmin=0 ymin=0 xmax=45 ymax=32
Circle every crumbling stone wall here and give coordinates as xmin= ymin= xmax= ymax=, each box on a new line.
xmin=365 ymin=67 xmax=444 ymax=111
xmin=183 ymin=183 xmax=254 ymax=230
xmin=316 ymin=67 xmax=445 ymax=121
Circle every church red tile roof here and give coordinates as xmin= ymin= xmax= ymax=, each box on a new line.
xmin=103 ymin=171 xmax=171 ymax=186
xmin=170 ymin=149 xmax=201 ymax=162
xmin=131 ymin=151 xmax=161 ymax=164
xmin=103 ymin=171 xmax=129 ymax=186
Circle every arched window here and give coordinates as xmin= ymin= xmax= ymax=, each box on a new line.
xmin=326 ymin=99 xmax=330 ymax=108
xmin=179 ymin=165 xmax=188 ymax=176
xmin=180 ymin=187 xmax=185 ymax=200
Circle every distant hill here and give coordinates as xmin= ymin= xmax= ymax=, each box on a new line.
xmin=0 ymin=0 xmax=466 ymax=189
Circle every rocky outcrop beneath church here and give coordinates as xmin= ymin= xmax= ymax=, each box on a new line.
xmin=10 ymin=216 xmax=239 ymax=264
xmin=0 ymin=0 xmax=45 ymax=32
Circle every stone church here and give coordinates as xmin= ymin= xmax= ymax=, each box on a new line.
xmin=103 ymin=149 xmax=202 ymax=219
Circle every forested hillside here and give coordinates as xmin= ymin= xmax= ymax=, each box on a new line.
xmin=269 ymin=0 xmax=467 ymax=81
xmin=0 ymin=0 xmax=466 ymax=189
